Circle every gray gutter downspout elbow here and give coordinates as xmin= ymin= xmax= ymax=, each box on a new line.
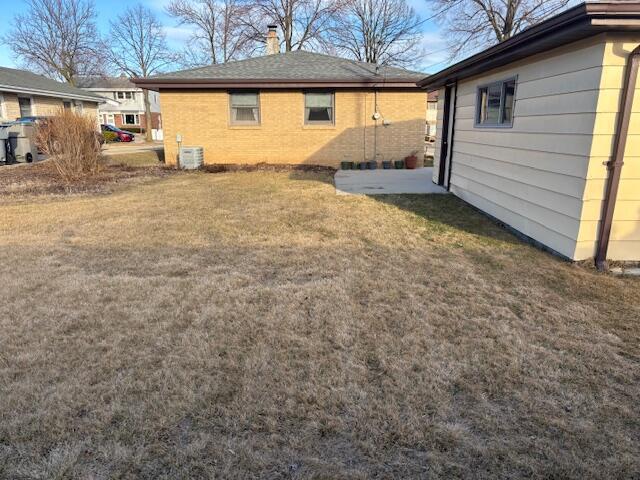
xmin=595 ymin=44 xmax=640 ymax=271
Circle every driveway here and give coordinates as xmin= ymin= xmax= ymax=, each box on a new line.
xmin=102 ymin=141 xmax=164 ymax=156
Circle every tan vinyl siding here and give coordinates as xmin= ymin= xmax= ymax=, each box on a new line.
xmin=579 ymin=34 xmax=640 ymax=261
xmin=0 ymin=91 xmax=99 ymax=124
xmin=446 ymin=36 xmax=610 ymax=260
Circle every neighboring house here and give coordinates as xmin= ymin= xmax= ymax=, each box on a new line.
xmin=134 ymin=26 xmax=426 ymax=167
xmin=419 ymin=1 xmax=640 ymax=267
xmin=0 ymin=67 xmax=102 ymax=123
xmin=77 ymin=76 xmax=163 ymax=139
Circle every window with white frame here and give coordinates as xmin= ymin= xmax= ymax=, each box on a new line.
xmin=304 ymin=92 xmax=334 ymax=124
xmin=475 ymin=78 xmax=516 ymax=127
xmin=74 ymin=101 xmax=83 ymax=113
xmin=229 ymin=92 xmax=260 ymax=125
xmin=116 ymin=91 xmax=124 ymax=100
xmin=123 ymin=114 xmax=140 ymax=125
xmin=63 ymin=101 xmax=72 ymax=111
xmin=0 ymin=94 xmax=6 ymax=120
xmin=18 ymin=97 xmax=32 ymax=118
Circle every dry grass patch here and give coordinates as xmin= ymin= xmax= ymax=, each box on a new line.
xmin=0 ymin=171 xmax=638 ymax=479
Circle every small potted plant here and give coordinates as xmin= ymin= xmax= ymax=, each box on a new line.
xmin=394 ymin=159 xmax=404 ymax=169
xmin=405 ymin=151 xmax=419 ymax=169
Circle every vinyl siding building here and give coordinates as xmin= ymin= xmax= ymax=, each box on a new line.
xmin=0 ymin=67 xmax=102 ymax=124
xmin=419 ymin=2 xmax=640 ymax=267
xmin=77 ymin=76 xmax=163 ymax=139
xmin=134 ymin=29 xmax=426 ymax=169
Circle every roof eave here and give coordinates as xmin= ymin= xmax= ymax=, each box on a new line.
xmin=418 ymin=2 xmax=640 ymax=90
xmin=0 ymin=83 xmax=104 ymax=103
xmin=133 ymin=78 xmax=423 ymax=91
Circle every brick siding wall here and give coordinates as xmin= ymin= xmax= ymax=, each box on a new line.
xmin=160 ymin=89 xmax=426 ymax=167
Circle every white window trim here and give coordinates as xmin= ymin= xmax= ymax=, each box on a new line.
xmin=123 ymin=113 xmax=140 ymax=125
xmin=0 ymin=93 xmax=6 ymax=119
xmin=17 ymin=95 xmax=36 ymax=117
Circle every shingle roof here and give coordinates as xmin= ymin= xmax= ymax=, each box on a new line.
xmin=0 ymin=67 xmax=104 ymax=102
xmin=76 ymin=76 xmax=137 ymax=89
xmin=149 ymin=51 xmax=424 ymax=83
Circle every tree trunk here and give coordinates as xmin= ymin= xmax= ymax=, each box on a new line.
xmin=143 ymin=89 xmax=153 ymax=142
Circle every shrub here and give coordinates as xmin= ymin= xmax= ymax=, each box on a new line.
xmin=121 ymin=127 xmax=144 ymax=133
xmin=103 ymin=131 xmax=118 ymax=143
xmin=35 ymin=110 xmax=104 ymax=181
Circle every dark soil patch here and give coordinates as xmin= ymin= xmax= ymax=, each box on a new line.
xmin=0 ymin=160 xmax=174 ymax=199
xmin=202 ymin=162 xmax=336 ymax=174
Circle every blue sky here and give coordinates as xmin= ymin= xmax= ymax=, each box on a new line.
xmin=0 ymin=0 xmax=450 ymax=74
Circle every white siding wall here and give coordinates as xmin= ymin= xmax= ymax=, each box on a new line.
xmin=444 ymin=36 xmax=609 ymax=260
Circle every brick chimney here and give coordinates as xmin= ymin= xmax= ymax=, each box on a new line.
xmin=266 ymin=25 xmax=280 ymax=55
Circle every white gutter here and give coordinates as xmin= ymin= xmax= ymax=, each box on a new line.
xmin=0 ymin=84 xmax=105 ymax=103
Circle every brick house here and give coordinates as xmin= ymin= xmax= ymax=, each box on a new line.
xmin=134 ymin=27 xmax=426 ymax=167
xmin=0 ymin=66 xmax=102 ymax=123
xmin=77 ymin=75 xmax=163 ymax=139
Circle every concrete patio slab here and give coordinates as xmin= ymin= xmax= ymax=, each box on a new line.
xmin=335 ymin=167 xmax=448 ymax=195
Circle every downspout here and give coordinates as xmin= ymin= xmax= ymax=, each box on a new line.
xmin=595 ymin=45 xmax=640 ymax=271
xmin=446 ymin=82 xmax=458 ymax=191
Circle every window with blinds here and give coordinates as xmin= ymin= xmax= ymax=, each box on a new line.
xmin=305 ymin=92 xmax=334 ymax=125
xmin=229 ymin=92 xmax=260 ymax=125
xmin=475 ymin=78 xmax=516 ymax=127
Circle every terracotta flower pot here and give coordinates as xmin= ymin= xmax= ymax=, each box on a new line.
xmin=405 ymin=155 xmax=418 ymax=169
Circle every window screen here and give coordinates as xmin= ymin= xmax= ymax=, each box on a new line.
xmin=476 ymin=78 xmax=516 ymax=127
xmin=305 ymin=92 xmax=334 ymax=124
xmin=230 ymin=92 xmax=260 ymax=124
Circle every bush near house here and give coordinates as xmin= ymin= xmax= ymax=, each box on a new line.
xmin=34 ymin=110 xmax=103 ymax=181
xmin=103 ymin=131 xmax=118 ymax=143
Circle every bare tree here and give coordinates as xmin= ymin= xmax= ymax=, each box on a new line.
xmin=109 ymin=4 xmax=175 ymax=142
xmin=430 ymin=0 xmax=573 ymax=58
xmin=331 ymin=0 xmax=423 ymax=67
xmin=167 ymin=0 xmax=257 ymax=67
xmin=243 ymin=0 xmax=342 ymax=52
xmin=2 ymin=0 xmax=104 ymax=85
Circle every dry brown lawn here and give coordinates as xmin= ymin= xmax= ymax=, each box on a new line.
xmin=0 ymin=168 xmax=639 ymax=479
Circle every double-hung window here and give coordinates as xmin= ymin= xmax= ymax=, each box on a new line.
xmin=304 ymin=92 xmax=334 ymax=125
xmin=475 ymin=78 xmax=516 ymax=127
xmin=18 ymin=97 xmax=32 ymax=118
xmin=229 ymin=92 xmax=260 ymax=125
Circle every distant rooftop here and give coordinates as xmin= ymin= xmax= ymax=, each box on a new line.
xmin=0 ymin=66 xmax=104 ymax=102
xmin=77 ymin=75 xmax=137 ymax=89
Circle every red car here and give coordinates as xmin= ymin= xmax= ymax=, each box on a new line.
xmin=101 ymin=124 xmax=135 ymax=142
